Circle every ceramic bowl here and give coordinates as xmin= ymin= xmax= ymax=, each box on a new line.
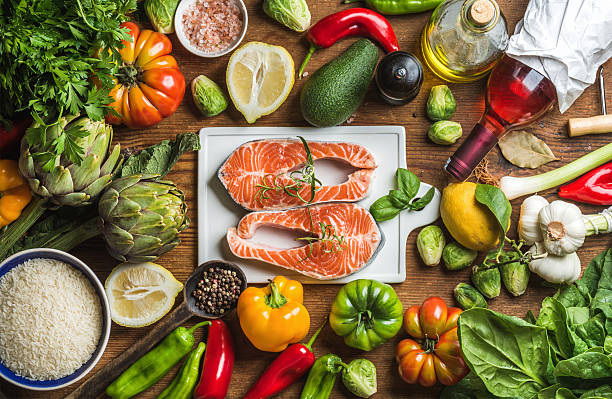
xmin=0 ymin=248 xmax=111 ymax=391
xmin=174 ymin=0 xmax=248 ymax=58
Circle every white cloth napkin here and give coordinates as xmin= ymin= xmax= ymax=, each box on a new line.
xmin=505 ymin=0 xmax=612 ymax=113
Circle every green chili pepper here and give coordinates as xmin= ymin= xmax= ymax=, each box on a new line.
xmin=106 ymin=321 xmax=210 ymax=399
xmin=300 ymin=354 xmax=346 ymax=399
xmin=343 ymin=0 xmax=444 ymax=15
xmin=157 ymin=342 xmax=206 ymax=399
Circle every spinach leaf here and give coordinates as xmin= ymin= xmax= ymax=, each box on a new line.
xmin=576 ymin=250 xmax=609 ymax=303
xmin=556 ymin=285 xmax=589 ymax=308
xmin=369 ymin=196 xmax=401 ymax=222
xmin=554 ymin=352 xmax=612 ymax=389
xmin=578 ymin=384 xmax=612 ymax=398
xmin=526 ymin=309 xmax=538 ymax=324
xmin=537 ymin=297 xmax=575 ymax=359
xmin=409 ymin=187 xmax=435 ymax=211
xmin=538 ymin=384 xmax=562 ymax=399
xmin=474 ymin=184 xmax=511 ymax=248
xmin=605 ymin=337 xmax=612 ymax=354
xmin=458 ymin=308 xmax=549 ymax=398
xmin=396 ymin=168 xmax=420 ymax=200
xmin=567 ymin=307 xmax=591 ymax=326
xmin=440 ymin=373 xmax=500 ymax=399
xmin=575 ymin=313 xmax=607 ymax=349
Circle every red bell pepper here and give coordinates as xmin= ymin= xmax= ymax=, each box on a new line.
xmin=298 ymin=8 xmax=399 ymax=78
xmin=242 ymin=323 xmax=325 ymax=399
xmin=193 ymin=319 xmax=235 ymax=399
xmin=559 ymin=161 xmax=612 ymax=205
xmin=0 ymin=119 xmax=30 ymax=158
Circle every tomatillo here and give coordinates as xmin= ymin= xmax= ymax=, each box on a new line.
xmin=329 ymin=279 xmax=403 ymax=351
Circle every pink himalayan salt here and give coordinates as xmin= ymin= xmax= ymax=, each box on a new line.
xmin=182 ymin=0 xmax=243 ymax=53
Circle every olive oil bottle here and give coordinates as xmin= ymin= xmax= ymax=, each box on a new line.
xmin=421 ymin=0 xmax=508 ymax=83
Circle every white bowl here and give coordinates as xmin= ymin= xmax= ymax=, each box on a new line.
xmin=0 ymin=249 xmax=111 ymax=391
xmin=174 ymin=0 xmax=248 ymax=58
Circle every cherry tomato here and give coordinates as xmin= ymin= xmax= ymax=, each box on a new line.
xmin=104 ymin=22 xmax=185 ymax=128
xmin=396 ymin=297 xmax=469 ymax=387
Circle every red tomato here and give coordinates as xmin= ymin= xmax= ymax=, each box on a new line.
xmin=396 ymin=297 xmax=469 ymax=387
xmin=105 ymin=22 xmax=185 ymax=128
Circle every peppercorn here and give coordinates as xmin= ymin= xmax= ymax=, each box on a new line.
xmin=191 ymin=265 xmax=243 ymax=315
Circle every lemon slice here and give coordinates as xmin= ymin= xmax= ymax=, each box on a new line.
xmin=227 ymin=42 xmax=295 ymax=123
xmin=105 ymin=262 xmax=183 ymax=328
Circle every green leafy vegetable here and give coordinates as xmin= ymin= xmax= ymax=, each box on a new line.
xmin=341 ymin=359 xmax=377 ymax=398
xmin=537 ymin=297 xmax=574 ymax=360
xmin=369 ymin=168 xmax=435 ymax=222
xmin=263 ymin=0 xmax=311 ymax=32
xmin=440 ymin=373 xmax=496 ymax=399
xmin=0 ymin=0 xmax=135 ymax=166
xmin=144 ymin=0 xmax=180 ymax=33
xmin=474 ymin=184 xmax=511 ymax=248
xmin=554 ymin=352 xmax=612 ymax=389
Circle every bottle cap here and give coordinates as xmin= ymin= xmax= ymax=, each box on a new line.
xmin=469 ymin=0 xmax=496 ymax=27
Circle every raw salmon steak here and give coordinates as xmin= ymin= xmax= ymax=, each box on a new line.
xmin=218 ymin=139 xmax=376 ymax=211
xmin=226 ymin=203 xmax=383 ymax=279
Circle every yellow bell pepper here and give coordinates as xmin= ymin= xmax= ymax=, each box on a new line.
xmin=237 ymin=276 xmax=310 ymax=352
xmin=0 ymin=160 xmax=31 ymax=228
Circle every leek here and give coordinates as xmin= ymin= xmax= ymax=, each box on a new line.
xmin=500 ymin=142 xmax=612 ymax=200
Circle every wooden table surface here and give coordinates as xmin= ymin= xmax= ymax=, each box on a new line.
xmin=2 ymin=0 xmax=611 ymax=398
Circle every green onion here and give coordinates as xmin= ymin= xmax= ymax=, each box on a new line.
xmin=500 ymin=142 xmax=612 ymax=200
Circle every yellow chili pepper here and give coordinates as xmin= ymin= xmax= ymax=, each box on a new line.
xmin=0 ymin=160 xmax=31 ymax=229
xmin=237 ymin=276 xmax=310 ymax=352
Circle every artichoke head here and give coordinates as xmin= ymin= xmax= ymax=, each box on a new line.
xmin=19 ymin=116 xmax=122 ymax=207
xmin=98 ymin=174 xmax=189 ymax=263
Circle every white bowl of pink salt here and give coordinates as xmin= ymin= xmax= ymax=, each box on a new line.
xmin=175 ymin=0 xmax=248 ymax=58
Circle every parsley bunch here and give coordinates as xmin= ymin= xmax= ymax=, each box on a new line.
xmin=0 ymin=0 xmax=135 ymax=167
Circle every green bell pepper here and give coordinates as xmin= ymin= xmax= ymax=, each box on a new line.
xmin=329 ymin=279 xmax=403 ymax=351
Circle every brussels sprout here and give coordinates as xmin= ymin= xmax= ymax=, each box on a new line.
xmin=341 ymin=359 xmax=377 ymax=398
xmin=471 ymin=266 xmax=501 ymax=299
xmin=416 ymin=225 xmax=446 ymax=266
xmin=144 ymin=0 xmax=180 ymax=34
xmin=499 ymin=251 xmax=530 ymax=296
xmin=426 ymin=84 xmax=456 ymax=121
xmin=191 ymin=75 xmax=228 ymax=117
xmin=428 ymin=121 xmax=463 ymax=145
xmin=263 ymin=0 xmax=311 ymax=32
xmin=443 ymin=241 xmax=477 ymax=271
xmin=454 ymin=283 xmax=487 ymax=310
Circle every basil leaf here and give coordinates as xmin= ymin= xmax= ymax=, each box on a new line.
xmin=397 ymin=168 xmax=420 ymax=200
xmin=388 ymin=189 xmax=410 ymax=209
xmin=458 ymin=308 xmax=549 ymax=398
xmin=409 ymin=187 xmax=435 ymax=211
xmin=369 ymin=196 xmax=401 ymax=222
xmin=474 ymin=184 xmax=511 ymax=247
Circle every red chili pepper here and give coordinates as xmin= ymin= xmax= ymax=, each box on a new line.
xmin=298 ymin=8 xmax=400 ymax=78
xmin=241 ymin=323 xmax=325 ymax=399
xmin=559 ymin=161 xmax=612 ymax=205
xmin=193 ymin=319 xmax=235 ymax=399
xmin=0 ymin=119 xmax=30 ymax=158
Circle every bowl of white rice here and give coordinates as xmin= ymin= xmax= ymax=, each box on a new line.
xmin=0 ymin=248 xmax=110 ymax=390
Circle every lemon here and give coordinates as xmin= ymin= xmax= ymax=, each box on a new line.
xmin=440 ymin=182 xmax=506 ymax=251
xmin=226 ymin=42 xmax=295 ymax=123
xmin=105 ymin=262 xmax=183 ymax=328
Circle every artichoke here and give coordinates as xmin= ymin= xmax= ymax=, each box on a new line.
xmin=98 ymin=174 xmax=189 ymax=263
xmin=19 ymin=115 xmax=122 ymax=207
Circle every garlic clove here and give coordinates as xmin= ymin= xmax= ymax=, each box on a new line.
xmin=518 ymin=195 xmax=549 ymax=245
xmin=538 ymin=200 xmax=586 ymax=256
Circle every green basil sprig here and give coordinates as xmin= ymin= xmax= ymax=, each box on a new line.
xmin=369 ymin=168 xmax=435 ymax=222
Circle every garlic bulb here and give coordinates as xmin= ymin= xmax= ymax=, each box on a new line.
xmin=538 ymin=200 xmax=586 ymax=256
xmin=518 ymin=195 xmax=549 ymax=245
xmin=529 ymin=242 xmax=581 ymax=284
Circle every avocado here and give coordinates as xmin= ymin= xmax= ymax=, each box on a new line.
xmin=300 ymin=39 xmax=380 ymax=127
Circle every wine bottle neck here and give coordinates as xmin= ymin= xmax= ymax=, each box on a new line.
xmin=445 ymin=123 xmax=500 ymax=180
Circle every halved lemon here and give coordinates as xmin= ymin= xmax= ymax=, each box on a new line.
xmin=227 ymin=42 xmax=295 ymax=123
xmin=105 ymin=262 xmax=183 ymax=328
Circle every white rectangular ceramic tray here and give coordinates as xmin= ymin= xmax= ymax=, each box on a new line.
xmin=197 ymin=126 xmax=440 ymax=283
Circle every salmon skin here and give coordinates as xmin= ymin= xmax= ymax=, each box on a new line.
xmin=218 ymin=138 xmax=376 ymax=211
xmin=226 ymin=203 xmax=384 ymax=280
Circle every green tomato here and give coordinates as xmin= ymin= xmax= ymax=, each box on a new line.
xmin=443 ymin=241 xmax=477 ymax=270
xmin=341 ymin=359 xmax=377 ymax=398
xmin=329 ymin=279 xmax=403 ymax=351
xmin=191 ymin=75 xmax=228 ymax=117
xmin=426 ymin=84 xmax=456 ymax=121
xmin=263 ymin=0 xmax=311 ymax=32
xmin=416 ymin=225 xmax=445 ymax=266
xmin=428 ymin=120 xmax=463 ymax=145
xmin=144 ymin=0 xmax=180 ymax=34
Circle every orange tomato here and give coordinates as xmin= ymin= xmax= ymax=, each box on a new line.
xmin=105 ymin=22 xmax=185 ymax=128
xmin=396 ymin=297 xmax=469 ymax=387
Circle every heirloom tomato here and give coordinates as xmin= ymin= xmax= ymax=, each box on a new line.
xmin=105 ymin=22 xmax=185 ymax=128
xmin=396 ymin=296 xmax=469 ymax=387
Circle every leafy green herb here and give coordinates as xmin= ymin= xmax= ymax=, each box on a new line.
xmin=297 ymin=208 xmax=346 ymax=262
xmin=369 ymin=168 xmax=435 ymax=222
xmin=255 ymin=137 xmax=322 ymax=205
xmin=0 ymin=0 xmax=135 ymax=166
